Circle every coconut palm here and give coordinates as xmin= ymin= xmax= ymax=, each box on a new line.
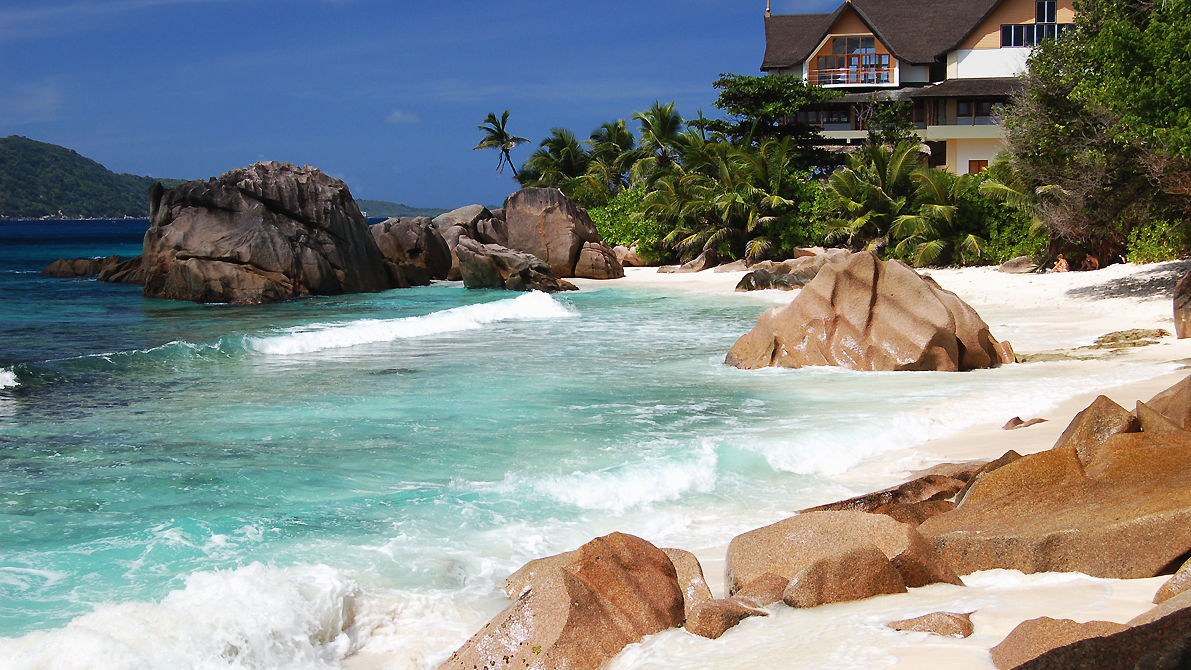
xmin=632 ymin=101 xmax=685 ymax=179
xmin=519 ymin=127 xmax=591 ymax=190
xmin=889 ymin=169 xmax=984 ymax=266
xmin=824 ymin=140 xmax=920 ymax=251
xmin=473 ymin=110 xmax=529 ymax=178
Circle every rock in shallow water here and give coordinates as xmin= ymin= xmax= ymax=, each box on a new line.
xmin=142 ymin=161 xmax=393 ymax=303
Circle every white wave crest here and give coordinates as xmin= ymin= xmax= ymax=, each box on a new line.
xmin=0 ymin=563 xmax=363 ymax=670
xmin=246 ymin=292 xmax=575 ymax=356
xmin=0 ymin=367 xmax=17 ymax=389
xmin=491 ymin=443 xmax=719 ymax=514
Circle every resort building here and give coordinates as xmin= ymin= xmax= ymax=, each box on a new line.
xmin=762 ymin=0 xmax=1075 ymax=174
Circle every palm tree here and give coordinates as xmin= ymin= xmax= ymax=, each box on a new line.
xmin=519 ymin=127 xmax=591 ymax=192
xmin=632 ymin=101 xmax=685 ymax=178
xmin=889 ymin=169 xmax=984 ymax=266
xmin=824 ymin=140 xmax=920 ymax=251
xmin=473 ymin=110 xmax=529 ymax=178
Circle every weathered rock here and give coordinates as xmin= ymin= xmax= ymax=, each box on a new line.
xmin=919 ymin=429 xmax=1191 ymax=578
xmin=1051 ymin=395 xmax=1141 ymax=467
xmin=713 ymin=259 xmax=750 ymax=273
xmin=1176 ymin=269 xmax=1191 ymax=338
xmin=431 ymin=204 xmax=493 ymax=232
xmin=910 ymin=460 xmax=991 ymax=483
xmin=441 ymin=532 xmax=684 ymax=670
xmin=1003 ymin=416 xmax=1047 ymax=430
xmin=873 ymin=499 xmax=956 ymax=527
xmin=502 ymin=188 xmax=600 ymax=278
xmin=781 ymin=544 xmax=907 ymax=608
xmin=1134 ymin=589 xmax=1191 ymax=626
xmin=683 ymin=598 xmax=768 ymax=639
xmin=726 ymin=252 xmax=1013 ymax=372
xmin=612 ymin=245 xmax=644 ymax=267
xmin=887 ymin=611 xmax=975 ymax=638
xmin=43 ymin=256 xmax=113 ymax=277
xmin=453 ymin=236 xmax=576 ymax=293
xmin=999 ymin=256 xmax=1039 ymax=273
xmin=802 ymin=474 xmax=966 ymax=515
xmin=1155 ymin=558 xmax=1191 ymax=604
xmin=735 ymin=269 xmax=799 ymax=291
xmin=98 ymin=255 xmax=146 ymax=285
xmin=573 ymin=241 xmax=625 ymax=279
xmin=658 ymin=250 xmax=717 ymax=274
xmin=1084 ymin=328 xmax=1168 ymax=349
xmin=953 ymin=450 xmax=1022 ymax=507
xmin=1016 ymin=606 xmax=1191 ymax=670
xmin=1137 ymin=400 xmax=1186 ymax=433
xmin=732 ymin=572 xmax=790 ymax=608
xmin=1145 ymin=375 xmax=1191 ymax=430
xmin=661 ymin=548 xmax=713 ymax=620
xmin=370 ymin=216 xmax=451 ymax=285
xmin=990 ymin=617 xmax=1129 ymax=669
xmin=725 ymin=510 xmax=962 ymax=595
xmin=141 ymin=162 xmax=393 ymax=303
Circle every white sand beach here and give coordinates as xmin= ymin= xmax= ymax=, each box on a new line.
xmin=569 ymin=260 xmax=1191 ymax=668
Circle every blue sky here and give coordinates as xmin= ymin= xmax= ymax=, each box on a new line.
xmin=0 ymin=0 xmax=836 ymax=208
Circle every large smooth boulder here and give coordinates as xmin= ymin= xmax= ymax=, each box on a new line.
xmin=574 ymin=241 xmax=625 ymax=280
xmin=802 ymin=474 xmax=966 ymax=515
xmin=725 ymin=510 xmax=961 ymax=596
xmin=613 ymin=245 xmax=644 ymax=267
xmin=431 ymin=204 xmax=493 ymax=232
xmin=1050 ymin=395 xmax=1140 ymax=466
xmin=781 ymin=544 xmax=907 ymax=608
xmin=887 ymin=611 xmax=974 ymax=638
xmin=999 ymin=256 xmax=1039 ymax=274
xmin=43 ymin=256 xmax=115 ymax=277
xmin=1145 ymin=375 xmax=1191 ymax=429
xmin=919 ymin=426 xmax=1191 ymax=578
xmin=684 ymin=598 xmax=768 ymax=639
xmin=369 ymin=216 xmax=451 ymax=285
xmin=453 ymin=236 xmax=576 ymax=293
xmin=440 ymin=532 xmax=683 ymax=670
xmin=658 ymin=250 xmax=717 ymax=274
xmin=141 ymin=162 xmax=393 ymax=303
xmin=98 ymin=255 xmax=146 ymax=285
xmin=1155 ymin=557 xmax=1191 ymax=604
xmin=725 ymin=252 xmax=1014 ymax=372
xmin=735 ymin=269 xmax=799 ymax=292
xmin=990 ymin=617 xmax=1129 ymax=669
xmin=503 ymin=188 xmax=606 ymax=278
xmin=661 ymin=548 xmax=713 ymax=620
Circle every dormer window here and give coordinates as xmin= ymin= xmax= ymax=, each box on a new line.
xmin=811 ymin=35 xmax=893 ymax=85
xmin=1036 ymin=1 xmax=1056 ymax=23
xmin=1001 ymin=1 xmax=1073 ymax=47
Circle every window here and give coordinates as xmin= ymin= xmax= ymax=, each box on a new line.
xmin=957 ymin=100 xmax=997 ymax=125
xmin=968 ymin=160 xmax=989 ymax=174
xmin=814 ymin=35 xmax=892 ymax=85
xmin=1036 ymin=0 xmax=1056 ymax=23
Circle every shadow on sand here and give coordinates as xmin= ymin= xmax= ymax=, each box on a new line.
xmin=1066 ymin=260 xmax=1191 ymax=301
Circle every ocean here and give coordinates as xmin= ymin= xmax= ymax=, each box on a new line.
xmin=0 ymin=220 xmax=1171 ymax=669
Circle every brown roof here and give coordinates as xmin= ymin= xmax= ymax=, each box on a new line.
xmin=763 ymin=0 xmax=1003 ymax=69
xmin=907 ymin=77 xmax=1023 ymax=98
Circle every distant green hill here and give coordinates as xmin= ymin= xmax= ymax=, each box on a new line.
xmin=355 ymin=199 xmax=447 ymax=219
xmin=0 ymin=135 xmax=185 ymax=219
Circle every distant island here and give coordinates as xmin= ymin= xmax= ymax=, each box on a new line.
xmin=0 ymin=135 xmax=444 ymax=220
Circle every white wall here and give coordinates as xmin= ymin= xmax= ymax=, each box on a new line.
xmin=953 ymin=48 xmax=1030 ymax=78
xmin=899 ymin=63 xmax=930 ymax=83
xmin=954 ymin=138 xmax=1006 ymax=173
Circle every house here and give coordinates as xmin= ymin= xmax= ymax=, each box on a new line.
xmin=762 ymin=0 xmax=1075 ymax=174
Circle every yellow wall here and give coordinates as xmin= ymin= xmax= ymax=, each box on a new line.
xmin=829 ymin=7 xmax=870 ymax=35
xmin=960 ymin=0 xmax=1077 ymax=50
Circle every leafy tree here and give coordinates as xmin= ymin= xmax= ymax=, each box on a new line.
xmin=695 ymin=73 xmax=835 ymax=144
xmin=473 ymin=110 xmax=529 ymax=178
xmin=857 ymin=95 xmax=918 ymax=148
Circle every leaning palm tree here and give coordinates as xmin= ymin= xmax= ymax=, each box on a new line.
xmin=473 ymin=110 xmax=529 ymax=178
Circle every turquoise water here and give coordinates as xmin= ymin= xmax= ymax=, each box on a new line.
xmin=0 ymin=221 xmax=1151 ymax=668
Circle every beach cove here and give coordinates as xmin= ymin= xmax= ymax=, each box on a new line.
xmin=3 ymin=222 xmax=1191 ymax=668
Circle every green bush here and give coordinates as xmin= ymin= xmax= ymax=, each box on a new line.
xmin=587 ymin=188 xmax=670 ymax=263
xmin=764 ymin=181 xmax=832 ymax=257
xmin=1126 ymin=218 xmax=1188 ymax=263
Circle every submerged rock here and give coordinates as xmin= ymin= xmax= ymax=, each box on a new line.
xmin=726 ymin=252 xmax=1014 ymax=372
xmin=142 ymin=162 xmax=393 ymax=303
xmin=887 ymin=611 xmax=975 ymax=638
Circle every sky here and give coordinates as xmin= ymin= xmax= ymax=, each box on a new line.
xmin=0 ymin=0 xmax=837 ymax=209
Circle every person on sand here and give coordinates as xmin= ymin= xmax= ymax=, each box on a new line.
xmin=1081 ymin=254 xmax=1100 ymax=271
xmin=1051 ymin=254 xmax=1069 ymax=273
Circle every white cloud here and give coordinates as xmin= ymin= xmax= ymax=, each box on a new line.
xmin=386 ymin=109 xmax=421 ymax=125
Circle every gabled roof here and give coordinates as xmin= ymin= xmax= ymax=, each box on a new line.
xmin=762 ymin=0 xmax=1003 ymax=69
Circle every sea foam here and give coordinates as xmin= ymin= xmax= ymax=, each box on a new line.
xmin=246 ymin=292 xmax=575 ymax=356
xmin=0 ymin=367 xmax=17 ymax=389
xmin=0 ymin=563 xmax=363 ymax=670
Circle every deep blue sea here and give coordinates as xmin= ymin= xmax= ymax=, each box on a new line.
xmin=0 ymin=220 xmax=1153 ymax=669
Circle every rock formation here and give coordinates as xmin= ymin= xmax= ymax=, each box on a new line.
xmin=43 ymin=255 xmax=145 ymax=285
xmin=991 ymin=617 xmax=1130 ymax=669
xmin=141 ymin=162 xmax=393 ymax=303
xmin=441 ymin=532 xmax=683 ymax=670
xmin=454 ymin=236 xmax=576 ymax=293
xmin=725 ymin=510 xmax=962 ymax=597
xmin=369 ymin=216 xmax=451 ymax=285
xmin=919 ymin=384 xmax=1191 ymax=578
xmin=726 ymin=252 xmax=1015 ymax=372
xmin=780 ymin=544 xmax=908 ymax=608
xmin=887 ymin=611 xmax=975 ymax=638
